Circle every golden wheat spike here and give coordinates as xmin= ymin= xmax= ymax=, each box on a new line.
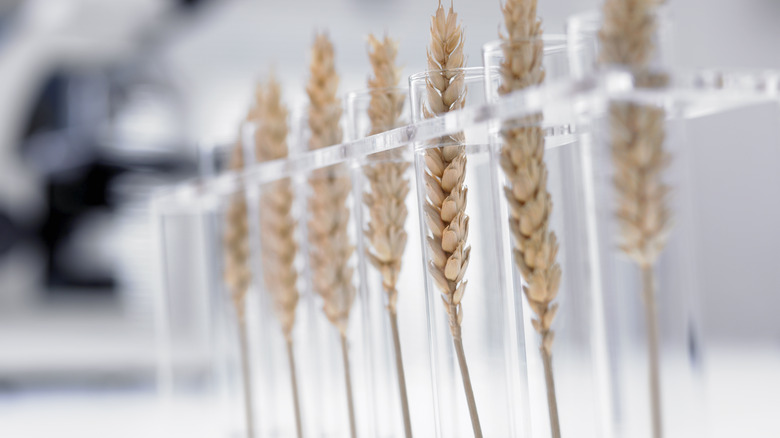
xmin=600 ymin=1 xmax=671 ymax=437
xmin=497 ymin=0 xmax=563 ymax=436
xmin=250 ymin=73 xmax=304 ymax=438
xmin=305 ymin=32 xmax=358 ymax=438
xmin=222 ymin=138 xmax=255 ymax=438
xmin=363 ymin=33 xmax=413 ymax=438
xmin=422 ymin=3 xmax=482 ymax=437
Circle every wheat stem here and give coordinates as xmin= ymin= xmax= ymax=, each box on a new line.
xmin=340 ymin=333 xmax=357 ymax=438
xmin=641 ymin=265 xmax=662 ymax=438
xmin=388 ymin=307 xmax=413 ymax=438
xmin=541 ymin=345 xmax=561 ymax=438
xmin=237 ymin=317 xmax=255 ymax=438
xmin=284 ymin=337 xmax=304 ymax=438
xmin=452 ymin=325 xmax=482 ymax=438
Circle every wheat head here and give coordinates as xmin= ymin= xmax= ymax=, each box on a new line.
xmin=599 ymin=0 xmax=671 ymax=270
xmin=423 ymin=3 xmax=469 ymax=338
xmin=306 ymin=33 xmax=356 ymax=336
xmin=499 ymin=0 xmax=544 ymax=91
xmin=607 ymin=103 xmax=671 ymax=267
xmin=307 ymin=33 xmax=343 ymax=150
xmin=363 ymin=34 xmax=409 ymax=313
xmin=599 ymin=0 xmax=660 ymax=71
xmin=498 ymin=0 xmax=561 ymax=356
xmin=366 ymin=35 xmax=405 ymax=135
xmin=249 ymin=75 xmax=300 ymax=340
xmin=223 ymin=141 xmax=251 ymax=323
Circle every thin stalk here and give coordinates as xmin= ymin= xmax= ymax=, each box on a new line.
xmin=452 ymin=325 xmax=483 ymax=438
xmin=541 ymin=346 xmax=561 ymax=438
xmin=237 ymin=318 xmax=255 ymax=438
xmin=389 ymin=308 xmax=413 ymax=438
xmin=285 ymin=338 xmax=303 ymax=438
xmin=340 ymin=333 xmax=357 ymax=438
xmin=642 ymin=265 xmax=663 ymax=438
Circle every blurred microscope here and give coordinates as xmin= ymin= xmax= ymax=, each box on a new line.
xmin=0 ymin=0 xmax=209 ymax=389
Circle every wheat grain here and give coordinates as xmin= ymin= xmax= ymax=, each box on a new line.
xmin=306 ymin=32 xmax=358 ymax=438
xmin=362 ymin=33 xmax=413 ymax=438
xmin=497 ymin=1 xmax=563 ymax=436
xmin=249 ymin=74 xmax=304 ymax=438
xmin=599 ymin=2 xmax=671 ymax=437
xmin=422 ymin=4 xmax=482 ymax=437
xmin=222 ymin=139 xmax=255 ymax=438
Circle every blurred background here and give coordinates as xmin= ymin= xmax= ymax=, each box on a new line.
xmin=0 ymin=0 xmax=778 ymax=436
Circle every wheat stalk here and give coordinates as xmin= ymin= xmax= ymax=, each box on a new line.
xmin=362 ymin=33 xmax=413 ymax=438
xmin=599 ymin=2 xmax=671 ymax=438
xmin=497 ymin=1 xmax=563 ymax=437
xmin=421 ymin=3 xmax=482 ymax=437
xmin=306 ymin=32 xmax=358 ymax=438
xmin=249 ymin=74 xmax=304 ymax=438
xmin=222 ymin=140 xmax=255 ymax=438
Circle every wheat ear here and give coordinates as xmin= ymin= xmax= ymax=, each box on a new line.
xmin=250 ymin=75 xmax=303 ymax=438
xmin=497 ymin=1 xmax=563 ymax=437
xmin=600 ymin=2 xmax=671 ymax=438
xmin=306 ymin=32 xmax=358 ymax=438
xmin=222 ymin=140 xmax=255 ymax=438
xmin=422 ymin=4 xmax=482 ymax=437
xmin=363 ymin=33 xmax=413 ymax=438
